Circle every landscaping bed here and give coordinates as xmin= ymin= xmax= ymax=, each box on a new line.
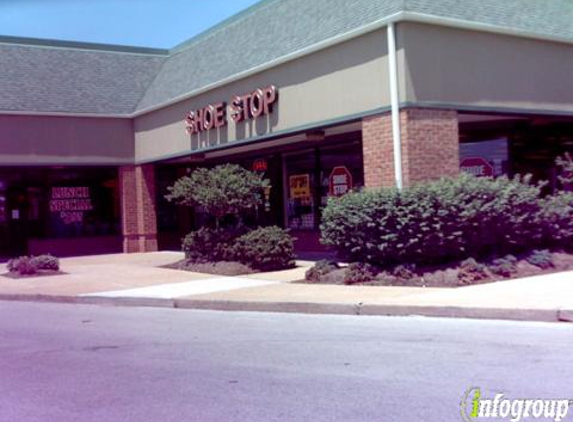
xmin=2 ymin=254 xmax=63 ymax=279
xmin=311 ymin=170 xmax=573 ymax=288
xmin=300 ymin=251 xmax=573 ymax=287
xmin=163 ymin=260 xmax=258 ymax=276
xmin=164 ymin=164 xmax=297 ymax=276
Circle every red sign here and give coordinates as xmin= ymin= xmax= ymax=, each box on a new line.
xmin=460 ymin=157 xmax=494 ymax=177
xmin=329 ymin=166 xmax=353 ymax=197
xmin=49 ymin=187 xmax=93 ymax=225
xmin=252 ymin=159 xmax=268 ymax=172
xmin=185 ymin=85 xmax=278 ymax=134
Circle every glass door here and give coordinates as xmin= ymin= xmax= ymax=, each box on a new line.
xmin=284 ymin=150 xmax=317 ymax=230
xmin=0 ymin=180 xmax=8 ymax=258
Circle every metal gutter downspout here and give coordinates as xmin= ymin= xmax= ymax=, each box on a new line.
xmin=387 ymin=22 xmax=403 ymax=190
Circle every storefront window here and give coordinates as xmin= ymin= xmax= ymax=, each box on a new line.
xmin=0 ymin=168 xmax=120 ymax=241
xmin=460 ymin=138 xmax=509 ymax=178
xmin=285 ymin=151 xmax=316 ymax=230
xmin=320 ymin=142 xmax=364 ymax=204
xmin=285 ymin=140 xmax=364 ymax=230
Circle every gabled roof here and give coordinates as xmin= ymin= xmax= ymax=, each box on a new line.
xmin=1 ymin=0 xmax=572 ymax=117
xmin=0 ymin=37 xmax=166 ymax=115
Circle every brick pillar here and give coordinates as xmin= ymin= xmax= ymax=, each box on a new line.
xmin=362 ymin=108 xmax=459 ymax=188
xmin=119 ymin=165 xmax=158 ymax=253
xmin=400 ymin=108 xmax=459 ymax=186
xmin=362 ymin=113 xmax=396 ymax=188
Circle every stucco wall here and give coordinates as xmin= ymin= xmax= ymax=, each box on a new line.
xmin=134 ymin=29 xmax=391 ymax=163
xmin=400 ymin=22 xmax=573 ymax=114
xmin=0 ymin=115 xmax=134 ymax=165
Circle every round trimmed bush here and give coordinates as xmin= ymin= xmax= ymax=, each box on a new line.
xmin=182 ymin=227 xmax=241 ymax=263
xmin=305 ymin=260 xmax=339 ymax=283
xmin=31 ymin=254 xmax=60 ymax=271
xmin=7 ymin=256 xmax=38 ymax=276
xmin=232 ymin=226 xmax=295 ymax=271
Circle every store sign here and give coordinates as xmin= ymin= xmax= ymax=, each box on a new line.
xmin=49 ymin=187 xmax=93 ymax=224
xmin=252 ymin=158 xmax=268 ymax=172
xmin=185 ymin=85 xmax=278 ymax=134
xmin=329 ymin=166 xmax=353 ymax=197
xmin=460 ymin=157 xmax=494 ymax=177
xmin=289 ymin=174 xmax=311 ymax=200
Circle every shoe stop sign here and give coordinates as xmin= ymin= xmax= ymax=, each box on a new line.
xmin=460 ymin=157 xmax=494 ymax=177
xmin=329 ymin=166 xmax=353 ymax=197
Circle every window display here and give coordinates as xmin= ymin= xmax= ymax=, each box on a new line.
xmin=285 ymin=140 xmax=364 ymax=230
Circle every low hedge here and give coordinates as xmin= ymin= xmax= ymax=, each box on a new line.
xmin=321 ymin=174 xmax=569 ymax=266
xmin=183 ymin=227 xmax=242 ymax=263
xmin=7 ymin=254 xmax=60 ymax=276
xmin=539 ymin=191 xmax=573 ymax=249
xmin=183 ymin=226 xmax=295 ymax=271
xmin=233 ymin=226 xmax=296 ymax=271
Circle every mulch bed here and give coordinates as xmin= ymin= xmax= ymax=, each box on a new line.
xmin=1 ymin=270 xmax=66 ymax=280
xmin=163 ymin=260 xmax=258 ymax=276
xmin=297 ymin=252 xmax=573 ymax=287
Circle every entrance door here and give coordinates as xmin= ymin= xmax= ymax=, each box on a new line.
xmin=0 ymin=181 xmax=8 ymax=259
xmin=5 ymin=186 xmax=28 ymax=257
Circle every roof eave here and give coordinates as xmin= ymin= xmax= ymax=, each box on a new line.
xmin=6 ymin=10 xmax=573 ymax=119
xmin=132 ymin=11 xmax=573 ymax=118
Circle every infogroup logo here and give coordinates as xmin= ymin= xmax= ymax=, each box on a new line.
xmin=461 ymin=387 xmax=572 ymax=422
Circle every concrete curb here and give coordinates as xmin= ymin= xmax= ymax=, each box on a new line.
xmin=0 ymin=294 xmax=571 ymax=323
xmin=174 ymin=300 xmax=563 ymax=322
xmin=0 ymin=294 xmax=175 ymax=308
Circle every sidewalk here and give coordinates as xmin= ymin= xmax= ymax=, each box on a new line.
xmin=0 ymin=252 xmax=572 ymax=322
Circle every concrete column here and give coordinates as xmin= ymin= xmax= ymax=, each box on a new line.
xmin=119 ymin=164 xmax=158 ymax=253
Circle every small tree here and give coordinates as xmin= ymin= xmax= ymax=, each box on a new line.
xmin=166 ymin=164 xmax=269 ymax=229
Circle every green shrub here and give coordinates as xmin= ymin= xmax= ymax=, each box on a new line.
xmin=556 ymin=153 xmax=573 ymax=187
xmin=305 ymin=260 xmax=339 ymax=283
xmin=488 ymin=255 xmax=518 ymax=278
xmin=182 ymin=227 xmax=240 ymax=262
xmin=525 ymin=250 xmax=554 ymax=269
xmin=166 ymin=164 xmax=269 ymax=228
xmin=458 ymin=258 xmax=489 ymax=285
xmin=31 ymin=254 xmax=60 ymax=271
xmin=233 ymin=226 xmax=295 ymax=271
xmin=321 ymin=174 xmax=546 ymax=266
xmin=7 ymin=256 xmax=38 ymax=276
xmin=392 ymin=264 xmax=416 ymax=280
xmin=539 ymin=192 xmax=573 ymax=250
xmin=344 ymin=262 xmax=377 ymax=285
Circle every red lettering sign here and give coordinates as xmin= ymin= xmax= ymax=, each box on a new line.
xmin=253 ymin=159 xmax=268 ymax=172
xmin=329 ymin=166 xmax=353 ymax=197
xmin=49 ymin=187 xmax=93 ymax=225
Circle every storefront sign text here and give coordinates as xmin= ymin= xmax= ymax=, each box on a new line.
xmin=329 ymin=166 xmax=353 ymax=197
xmin=460 ymin=157 xmax=494 ymax=177
xmin=253 ymin=158 xmax=268 ymax=172
xmin=185 ymin=85 xmax=278 ymax=134
xmin=50 ymin=187 xmax=93 ymax=225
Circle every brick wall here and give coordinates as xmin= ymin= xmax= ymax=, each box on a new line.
xmin=362 ymin=113 xmax=396 ymax=188
xmin=362 ymin=108 xmax=459 ymax=188
xmin=119 ymin=164 xmax=158 ymax=253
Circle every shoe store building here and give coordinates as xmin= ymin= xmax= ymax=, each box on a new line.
xmin=1 ymin=0 xmax=572 ymax=257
